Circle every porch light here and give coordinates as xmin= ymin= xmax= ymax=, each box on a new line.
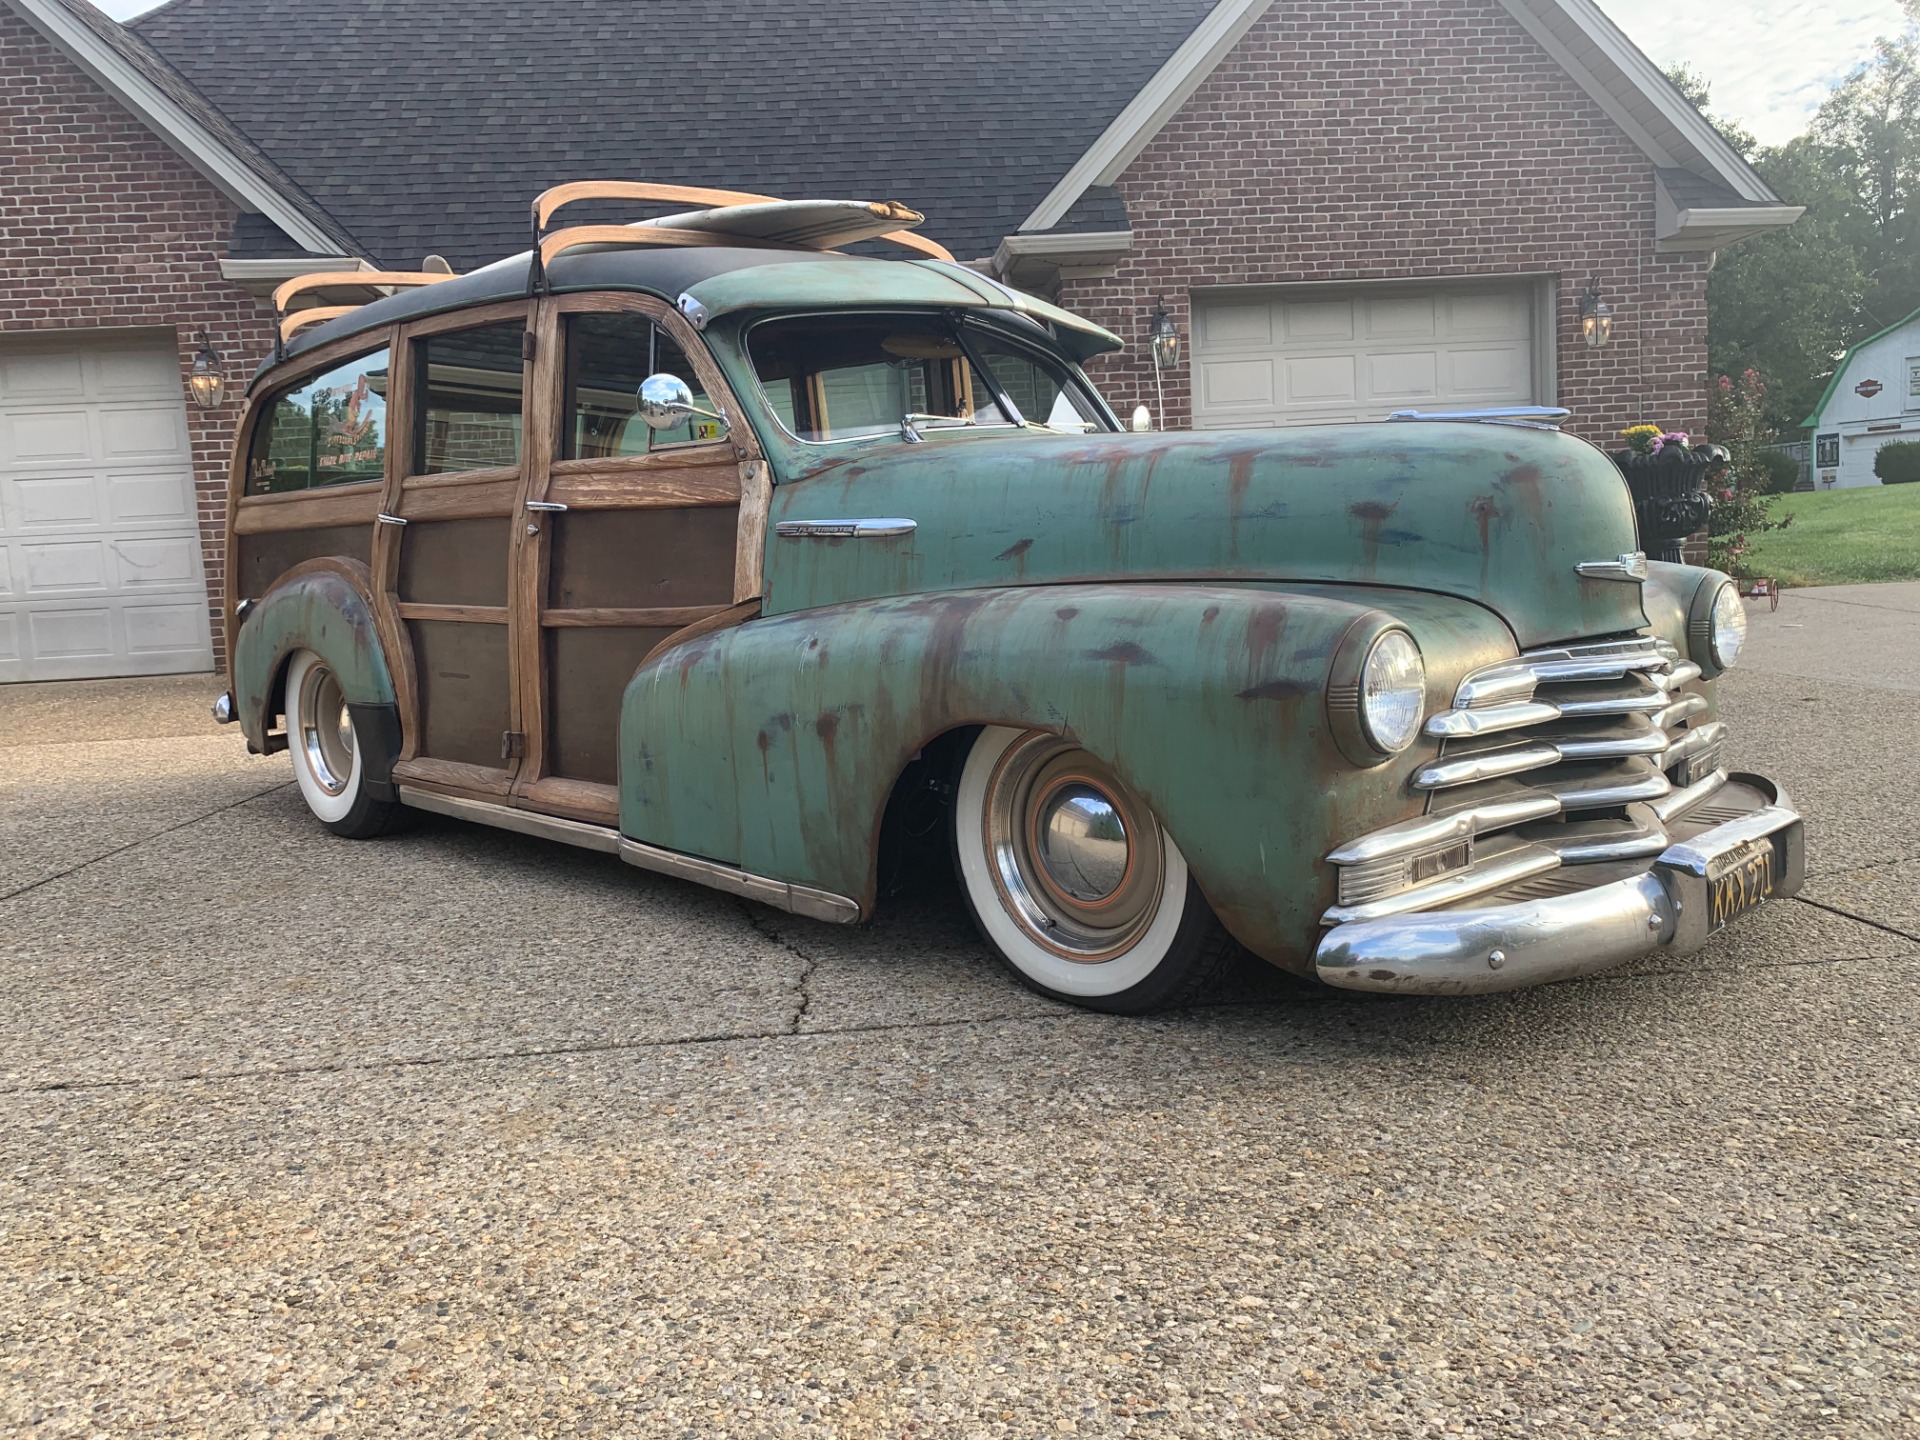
xmin=1578 ymin=279 xmax=1613 ymax=349
xmin=188 ymin=331 xmax=226 ymax=408
xmin=1148 ymin=302 xmax=1181 ymax=369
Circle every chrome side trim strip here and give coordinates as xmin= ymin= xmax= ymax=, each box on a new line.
xmin=1575 ymin=552 xmax=1650 ymax=581
xmin=776 ymin=518 xmax=917 ymax=539
xmin=397 ymin=786 xmax=621 ymax=854
xmin=1387 ymin=405 xmax=1571 ymax=429
xmin=619 ymin=839 xmax=861 ymax=924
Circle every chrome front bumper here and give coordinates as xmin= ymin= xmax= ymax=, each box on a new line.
xmin=1314 ymin=773 xmax=1805 ymax=995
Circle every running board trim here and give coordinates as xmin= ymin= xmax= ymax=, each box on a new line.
xmin=395 ymin=785 xmax=861 ymax=924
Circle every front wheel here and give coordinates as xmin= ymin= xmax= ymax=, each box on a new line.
xmin=952 ymin=727 xmax=1238 ymax=1013
xmin=284 ymin=649 xmax=403 ymax=838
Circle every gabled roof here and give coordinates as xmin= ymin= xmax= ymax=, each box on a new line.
xmin=132 ymin=0 xmax=1224 ymax=270
xmin=1801 ymin=304 xmax=1920 ymax=429
xmin=3 ymin=0 xmax=362 ymax=257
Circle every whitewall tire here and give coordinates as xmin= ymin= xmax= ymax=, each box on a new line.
xmin=284 ymin=649 xmax=402 ymax=838
xmin=952 ymin=726 xmax=1238 ymax=1013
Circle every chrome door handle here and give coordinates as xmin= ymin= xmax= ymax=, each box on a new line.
xmin=525 ymin=500 xmax=568 ymax=513
xmin=775 ymin=518 xmax=916 ymax=538
xmin=377 ymin=512 xmax=408 ymax=526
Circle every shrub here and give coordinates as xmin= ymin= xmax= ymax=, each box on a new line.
xmin=1755 ymin=449 xmax=1802 ymax=494
xmin=1706 ymin=370 xmax=1793 ymax=576
xmin=1873 ymin=440 xmax=1920 ymax=484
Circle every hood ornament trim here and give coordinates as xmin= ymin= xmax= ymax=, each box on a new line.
xmin=1576 ymin=552 xmax=1650 ymax=582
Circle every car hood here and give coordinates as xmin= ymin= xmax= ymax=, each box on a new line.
xmin=763 ymin=421 xmax=1648 ymax=649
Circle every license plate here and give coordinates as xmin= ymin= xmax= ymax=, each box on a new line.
xmin=1706 ymin=839 xmax=1777 ymax=931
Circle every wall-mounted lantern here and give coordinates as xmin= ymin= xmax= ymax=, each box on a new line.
xmin=187 ymin=330 xmax=227 ymax=409
xmin=1578 ymin=279 xmax=1613 ymax=349
xmin=1148 ymin=301 xmax=1182 ymax=370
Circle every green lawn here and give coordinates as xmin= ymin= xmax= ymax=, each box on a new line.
xmin=1736 ymin=484 xmax=1920 ymax=588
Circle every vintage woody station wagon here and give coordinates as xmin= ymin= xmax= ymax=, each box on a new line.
xmin=214 ymin=182 xmax=1805 ymax=1012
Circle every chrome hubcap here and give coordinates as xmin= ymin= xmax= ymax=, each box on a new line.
xmin=298 ymin=663 xmax=355 ymax=797
xmin=984 ymin=733 xmax=1164 ymax=961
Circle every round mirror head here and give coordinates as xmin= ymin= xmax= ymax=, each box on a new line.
xmin=637 ymin=373 xmax=695 ymax=430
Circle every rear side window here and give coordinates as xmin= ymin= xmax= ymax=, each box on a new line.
xmin=246 ymin=349 xmax=390 ymax=495
xmin=415 ymin=322 xmax=526 ymax=474
xmin=562 ymin=312 xmax=719 ymax=458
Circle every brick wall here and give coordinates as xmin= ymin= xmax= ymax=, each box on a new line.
xmin=1 ymin=6 xmax=281 ymax=664
xmin=1061 ymin=0 xmax=1714 ymax=448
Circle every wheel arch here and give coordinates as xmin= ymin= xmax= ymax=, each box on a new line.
xmin=231 ymin=557 xmax=398 ymax=754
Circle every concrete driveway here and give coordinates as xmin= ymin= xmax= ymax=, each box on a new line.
xmin=2 ymin=585 xmax=1917 ymax=1438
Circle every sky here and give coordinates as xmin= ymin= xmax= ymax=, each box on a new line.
xmin=91 ymin=0 xmax=1913 ymax=150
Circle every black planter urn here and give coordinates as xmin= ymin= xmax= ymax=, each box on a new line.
xmin=1609 ymin=447 xmax=1725 ymax=564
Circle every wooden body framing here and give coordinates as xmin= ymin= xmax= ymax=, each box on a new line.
xmin=227 ymin=286 xmax=769 ymax=829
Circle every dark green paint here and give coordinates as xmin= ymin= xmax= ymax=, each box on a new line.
xmin=232 ymin=565 xmax=394 ymax=751
xmin=621 ymin=583 xmax=1514 ymax=970
xmin=759 ymin=422 xmax=1648 ymax=652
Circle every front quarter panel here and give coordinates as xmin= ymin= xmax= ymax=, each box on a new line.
xmin=620 ymin=583 xmax=1515 ymax=970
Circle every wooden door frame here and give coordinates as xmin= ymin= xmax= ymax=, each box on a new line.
xmin=380 ymin=299 xmax=536 ymax=799
xmin=508 ymin=291 xmax=769 ymax=824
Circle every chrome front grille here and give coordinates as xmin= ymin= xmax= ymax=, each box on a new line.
xmin=1325 ymin=636 xmax=1736 ymax=924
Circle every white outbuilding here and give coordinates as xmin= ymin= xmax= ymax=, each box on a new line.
xmin=1803 ymin=305 xmax=1920 ymax=488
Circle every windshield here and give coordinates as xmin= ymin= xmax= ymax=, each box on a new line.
xmin=747 ymin=313 xmax=1112 ymax=442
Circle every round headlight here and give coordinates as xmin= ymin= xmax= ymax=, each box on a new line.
xmin=1709 ymin=580 xmax=1747 ymax=670
xmin=1360 ymin=630 xmax=1426 ymax=754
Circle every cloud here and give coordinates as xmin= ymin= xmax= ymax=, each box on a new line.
xmin=1598 ymin=0 xmax=1912 ymax=145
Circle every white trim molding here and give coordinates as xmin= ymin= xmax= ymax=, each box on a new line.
xmin=1019 ymin=0 xmax=1276 ymax=234
xmin=4 ymin=0 xmax=346 ymax=255
xmin=218 ymin=256 xmax=370 ymax=297
xmin=992 ymin=230 xmax=1134 ymax=290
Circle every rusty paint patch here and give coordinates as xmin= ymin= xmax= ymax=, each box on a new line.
xmin=1088 ymin=641 xmax=1157 ymax=666
xmin=1237 ymin=677 xmax=1312 ymax=701
xmin=995 ymin=538 xmax=1034 ymax=562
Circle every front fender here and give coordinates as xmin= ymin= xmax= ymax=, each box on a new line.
xmin=620 ymin=583 xmax=1513 ymax=969
xmin=232 ymin=558 xmax=396 ymax=752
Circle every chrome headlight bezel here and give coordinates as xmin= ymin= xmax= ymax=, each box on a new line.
xmin=1329 ymin=623 xmax=1428 ymax=766
xmin=1687 ymin=576 xmax=1747 ymax=677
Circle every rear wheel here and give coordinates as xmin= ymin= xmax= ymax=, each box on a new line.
xmin=284 ymin=649 xmax=403 ymax=838
xmin=952 ymin=727 xmax=1238 ymax=1013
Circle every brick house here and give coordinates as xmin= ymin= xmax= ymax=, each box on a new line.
xmin=2 ymin=0 xmax=1798 ymax=682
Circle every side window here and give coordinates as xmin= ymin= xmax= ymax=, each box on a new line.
xmin=562 ymin=313 xmax=719 ymax=459
xmin=968 ymin=331 xmax=1103 ymax=433
xmin=415 ymin=322 xmax=526 ymax=474
xmin=246 ymin=349 xmax=390 ymax=495
xmin=746 ymin=314 xmax=1011 ymax=442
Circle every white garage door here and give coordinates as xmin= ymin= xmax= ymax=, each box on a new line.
xmin=1192 ymin=284 xmax=1537 ymax=428
xmin=0 ymin=334 xmax=214 ymax=682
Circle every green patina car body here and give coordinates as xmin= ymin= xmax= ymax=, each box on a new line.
xmin=223 ymin=236 xmax=1802 ymax=1005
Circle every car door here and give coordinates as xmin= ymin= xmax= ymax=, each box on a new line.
xmin=507 ymin=293 xmax=769 ymax=825
xmin=378 ymin=302 xmax=533 ymax=797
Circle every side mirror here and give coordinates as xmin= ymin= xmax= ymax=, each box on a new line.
xmin=637 ymin=373 xmax=727 ymax=432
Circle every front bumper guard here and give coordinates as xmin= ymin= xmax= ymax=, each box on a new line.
xmin=1314 ymin=773 xmax=1805 ymax=995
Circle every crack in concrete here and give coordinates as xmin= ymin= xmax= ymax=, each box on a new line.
xmin=1775 ymin=591 xmax=1920 ymax=615
xmin=1788 ymin=895 xmax=1920 ymax=945
xmin=738 ymin=901 xmax=819 ymax=1035
xmin=0 ymin=781 xmax=294 ymax=905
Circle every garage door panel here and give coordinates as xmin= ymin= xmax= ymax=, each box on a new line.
xmin=0 ymin=352 xmax=85 ymax=400
xmin=1281 ymin=300 xmax=1355 ymax=343
xmin=1200 ymin=357 xmax=1275 ymax=409
xmin=1194 ymin=283 xmax=1537 ymax=430
xmin=1447 ymin=345 xmax=1532 ymax=398
xmin=1198 ymin=304 xmax=1273 ymax=348
xmin=109 ymin=534 xmax=202 ymax=588
xmin=5 ymin=408 xmax=94 ymax=465
xmin=1364 ymin=296 xmax=1437 ymax=340
xmin=107 ymin=468 xmax=197 ymax=525
xmin=1366 ymin=351 xmax=1441 ymax=400
xmin=11 ymin=473 xmax=104 ymax=528
xmin=1283 ymin=354 xmax=1358 ymax=406
xmin=0 ymin=334 xmax=211 ymax=680
xmin=100 ymin=404 xmax=189 ymax=459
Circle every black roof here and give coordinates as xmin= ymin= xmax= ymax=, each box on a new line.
xmin=130 ymin=0 xmax=1214 ymax=270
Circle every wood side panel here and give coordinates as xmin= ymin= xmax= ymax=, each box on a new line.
xmin=396 ymin=603 xmax=510 ymax=625
xmin=374 ymin=322 xmax=420 ymax=761
xmin=511 ymin=296 xmax=565 ymax=799
xmin=396 ymin=476 xmax=522 ymax=521
xmin=734 ymin=459 xmax=771 ymax=603
xmin=397 ymin=517 xmax=514 ymax=606
xmin=407 ymin=619 xmax=513 ymax=767
xmin=237 ymin=525 xmax=374 ymax=599
xmin=514 ymin=775 xmax=620 ymax=826
xmin=546 ymin=626 xmax=679 ymax=785
xmin=391 ymin=757 xmax=515 ymax=798
xmin=545 ymin=464 xmax=741 ymax=510
xmin=233 ymin=481 xmax=382 ymax=535
xmin=542 ymin=605 xmax=725 ymax=629
xmin=548 ymin=508 xmax=738 ymax=610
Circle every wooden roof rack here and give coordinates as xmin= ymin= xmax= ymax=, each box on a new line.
xmin=528 ymin=180 xmax=954 ymax=289
xmin=272 ymin=270 xmax=460 ymax=344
